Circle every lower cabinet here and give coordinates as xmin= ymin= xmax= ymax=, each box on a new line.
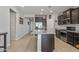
xmin=41 ymin=34 xmax=54 ymax=52
xmin=67 ymin=32 xmax=79 ymax=48
xmin=74 ymin=33 xmax=79 ymax=48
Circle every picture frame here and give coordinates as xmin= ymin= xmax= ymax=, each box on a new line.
xmin=19 ymin=17 xmax=23 ymax=24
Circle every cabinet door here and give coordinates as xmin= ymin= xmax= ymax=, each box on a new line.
xmin=41 ymin=34 xmax=54 ymax=52
xmin=67 ymin=32 xmax=74 ymax=45
xmin=63 ymin=9 xmax=73 ymax=24
xmin=58 ymin=16 xmax=61 ymax=25
xmin=58 ymin=15 xmax=64 ymax=25
xmin=74 ymin=33 xmax=79 ymax=45
xmin=72 ymin=8 xmax=79 ymax=24
xmin=63 ymin=11 xmax=67 ymax=19
xmin=66 ymin=10 xmax=71 ymax=18
xmin=63 ymin=9 xmax=72 ymax=19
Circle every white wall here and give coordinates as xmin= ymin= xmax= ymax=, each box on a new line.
xmin=15 ymin=13 xmax=25 ymax=40
xmin=12 ymin=7 xmax=31 ymax=40
xmin=0 ymin=7 xmax=10 ymax=47
xmin=47 ymin=14 xmax=57 ymax=34
xmin=0 ymin=6 xmax=29 ymax=49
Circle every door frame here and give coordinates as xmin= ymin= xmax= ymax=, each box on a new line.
xmin=9 ymin=8 xmax=16 ymax=42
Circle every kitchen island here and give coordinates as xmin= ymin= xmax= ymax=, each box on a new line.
xmin=35 ymin=30 xmax=54 ymax=52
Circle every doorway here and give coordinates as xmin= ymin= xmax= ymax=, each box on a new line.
xmin=24 ymin=17 xmax=30 ymax=34
xmin=10 ymin=9 xmax=16 ymax=42
xmin=35 ymin=15 xmax=47 ymax=31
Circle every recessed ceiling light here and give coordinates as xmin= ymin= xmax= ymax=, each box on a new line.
xmin=41 ymin=9 xmax=44 ymax=11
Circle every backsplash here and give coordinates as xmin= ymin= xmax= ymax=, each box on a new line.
xmin=55 ymin=24 xmax=79 ymax=31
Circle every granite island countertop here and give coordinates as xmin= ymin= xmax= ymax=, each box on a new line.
xmin=34 ymin=30 xmax=54 ymax=34
xmin=34 ymin=30 xmax=54 ymax=52
xmin=67 ymin=30 xmax=79 ymax=33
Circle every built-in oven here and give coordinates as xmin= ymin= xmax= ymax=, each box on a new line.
xmin=66 ymin=27 xmax=75 ymax=45
xmin=67 ymin=32 xmax=74 ymax=45
xmin=60 ymin=30 xmax=67 ymax=42
xmin=67 ymin=27 xmax=75 ymax=31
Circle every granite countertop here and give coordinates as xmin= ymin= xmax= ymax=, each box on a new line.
xmin=35 ymin=30 xmax=53 ymax=34
xmin=67 ymin=30 xmax=79 ymax=33
xmin=56 ymin=29 xmax=79 ymax=33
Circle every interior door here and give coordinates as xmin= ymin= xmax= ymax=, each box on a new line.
xmin=10 ymin=9 xmax=16 ymax=41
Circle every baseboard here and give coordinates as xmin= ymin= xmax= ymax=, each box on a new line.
xmin=6 ymin=33 xmax=29 ymax=50
xmin=16 ymin=33 xmax=29 ymax=40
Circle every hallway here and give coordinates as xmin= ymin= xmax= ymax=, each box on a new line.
xmin=7 ymin=34 xmax=37 ymax=52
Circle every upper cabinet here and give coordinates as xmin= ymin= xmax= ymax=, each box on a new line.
xmin=58 ymin=15 xmax=64 ymax=25
xmin=63 ymin=9 xmax=73 ymax=24
xmin=58 ymin=7 xmax=79 ymax=25
xmin=72 ymin=8 xmax=79 ymax=24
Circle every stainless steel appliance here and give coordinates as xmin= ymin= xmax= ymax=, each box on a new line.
xmin=67 ymin=27 xmax=75 ymax=31
xmin=60 ymin=30 xmax=67 ymax=42
xmin=67 ymin=27 xmax=76 ymax=45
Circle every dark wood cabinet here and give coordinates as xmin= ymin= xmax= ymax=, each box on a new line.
xmin=58 ymin=9 xmax=73 ymax=25
xmin=63 ymin=9 xmax=71 ymax=19
xmin=67 ymin=32 xmax=74 ymax=45
xmin=41 ymin=34 xmax=54 ymax=52
xmin=74 ymin=33 xmax=79 ymax=47
xmin=58 ymin=7 xmax=79 ymax=25
xmin=58 ymin=15 xmax=64 ymax=25
xmin=67 ymin=32 xmax=79 ymax=48
xmin=63 ymin=8 xmax=73 ymax=24
xmin=58 ymin=15 xmax=61 ymax=25
xmin=72 ymin=8 xmax=79 ymax=24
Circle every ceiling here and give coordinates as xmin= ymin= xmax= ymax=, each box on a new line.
xmin=17 ymin=6 xmax=73 ymax=15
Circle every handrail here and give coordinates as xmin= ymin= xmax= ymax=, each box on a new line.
xmin=0 ymin=32 xmax=8 ymax=52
